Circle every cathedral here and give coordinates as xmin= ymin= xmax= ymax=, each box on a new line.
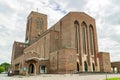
xmin=11 ymin=11 xmax=111 ymax=75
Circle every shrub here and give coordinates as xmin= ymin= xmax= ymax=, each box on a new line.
xmin=0 ymin=66 xmax=5 ymax=73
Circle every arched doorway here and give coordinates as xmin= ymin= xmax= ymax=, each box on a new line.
xmin=77 ymin=62 xmax=79 ymax=72
xmin=29 ymin=63 xmax=34 ymax=74
xmin=84 ymin=61 xmax=88 ymax=72
xmin=92 ymin=63 xmax=95 ymax=72
xmin=40 ymin=66 xmax=46 ymax=74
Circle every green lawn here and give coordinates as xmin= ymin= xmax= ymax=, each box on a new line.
xmin=104 ymin=78 xmax=120 ymax=80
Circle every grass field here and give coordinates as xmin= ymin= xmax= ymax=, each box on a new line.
xmin=104 ymin=78 xmax=120 ymax=80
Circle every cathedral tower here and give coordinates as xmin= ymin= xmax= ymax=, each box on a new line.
xmin=25 ymin=11 xmax=47 ymax=44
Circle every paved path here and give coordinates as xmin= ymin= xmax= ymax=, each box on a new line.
xmin=0 ymin=73 xmax=120 ymax=80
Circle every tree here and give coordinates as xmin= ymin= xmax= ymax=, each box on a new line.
xmin=0 ymin=66 xmax=5 ymax=73
xmin=0 ymin=62 xmax=10 ymax=71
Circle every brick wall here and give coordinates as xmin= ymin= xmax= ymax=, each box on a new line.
xmin=98 ymin=52 xmax=111 ymax=72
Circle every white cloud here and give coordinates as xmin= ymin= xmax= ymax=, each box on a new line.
xmin=0 ymin=0 xmax=120 ymax=64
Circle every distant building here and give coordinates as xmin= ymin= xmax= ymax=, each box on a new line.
xmin=111 ymin=62 xmax=120 ymax=73
xmin=11 ymin=11 xmax=111 ymax=75
xmin=98 ymin=52 xmax=111 ymax=72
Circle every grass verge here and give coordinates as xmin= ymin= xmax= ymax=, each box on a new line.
xmin=104 ymin=78 xmax=120 ymax=80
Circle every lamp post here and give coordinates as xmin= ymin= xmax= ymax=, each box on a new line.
xmin=105 ymin=67 xmax=107 ymax=80
xmin=105 ymin=59 xmax=108 ymax=80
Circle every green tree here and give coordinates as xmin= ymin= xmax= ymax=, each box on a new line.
xmin=0 ymin=66 xmax=5 ymax=73
xmin=0 ymin=62 xmax=10 ymax=71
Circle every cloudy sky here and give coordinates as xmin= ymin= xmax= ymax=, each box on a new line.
xmin=0 ymin=0 xmax=120 ymax=64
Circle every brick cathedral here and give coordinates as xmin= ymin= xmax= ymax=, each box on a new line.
xmin=11 ymin=11 xmax=111 ymax=75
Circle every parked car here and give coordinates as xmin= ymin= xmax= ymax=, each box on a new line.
xmin=8 ymin=70 xmax=14 ymax=76
xmin=8 ymin=70 xmax=19 ymax=76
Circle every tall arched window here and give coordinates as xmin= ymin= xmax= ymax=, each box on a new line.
xmin=74 ymin=21 xmax=79 ymax=53
xmin=89 ymin=25 xmax=94 ymax=55
xmin=81 ymin=22 xmax=87 ymax=54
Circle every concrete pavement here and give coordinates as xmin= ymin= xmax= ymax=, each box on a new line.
xmin=0 ymin=73 xmax=120 ymax=80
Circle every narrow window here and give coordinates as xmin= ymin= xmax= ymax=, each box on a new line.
xmin=89 ymin=25 xmax=94 ymax=55
xmin=81 ymin=22 xmax=87 ymax=54
xmin=74 ymin=21 xmax=79 ymax=53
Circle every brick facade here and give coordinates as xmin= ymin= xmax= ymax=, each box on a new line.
xmin=11 ymin=11 xmax=111 ymax=75
xmin=98 ymin=52 xmax=111 ymax=72
xmin=111 ymin=62 xmax=120 ymax=73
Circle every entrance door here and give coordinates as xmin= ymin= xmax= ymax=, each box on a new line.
xmin=84 ymin=61 xmax=88 ymax=72
xmin=92 ymin=63 xmax=95 ymax=72
xmin=40 ymin=66 xmax=46 ymax=74
xmin=29 ymin=64 xmax=34 ymax=74
xmin=77 ymin=62 xmax=79 ymax=72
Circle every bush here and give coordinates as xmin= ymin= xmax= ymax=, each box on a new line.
xmin=0 ymin=66 xmax=5 ymax=73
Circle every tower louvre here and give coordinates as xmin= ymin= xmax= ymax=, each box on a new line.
xmin=25 ymin=11 xmax=47 ymax=44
